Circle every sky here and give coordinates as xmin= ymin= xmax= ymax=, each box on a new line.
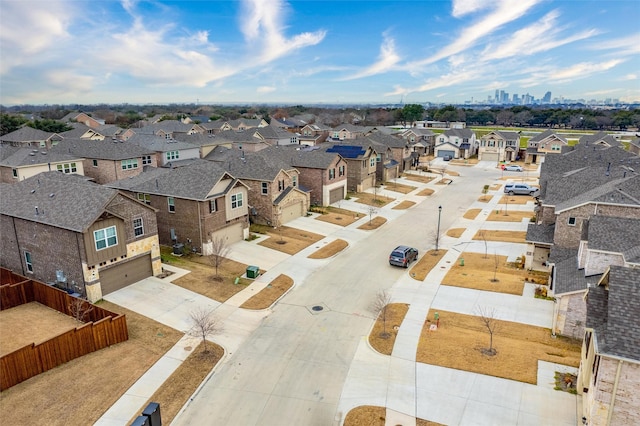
xmin=1 ymin=0 xmax=639 ymax=106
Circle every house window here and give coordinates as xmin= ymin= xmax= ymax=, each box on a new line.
xmin=376 ymin=154 xmax=382 ymax=163
xmin=278 ymin=180 xmax=285 ymax=191
xmin=121 ymin=159 xmax=138 ymax=170
xmin=24 ymin=251 xmax=33 ymax=273
xmin=261 ymin=182 xmax=268 ymax=195
xmin=370 ymin=157 xmax=376 ymax=167
xmin=94 ymin=226 xmax=117 ymax=250
xmin=333 ymin=132 xmax=339 ymax=138
xmin=439 ymin=138 xmax=444 ymax=143
xmin=552 ymin=145 xmax=561 ymax=151
xmin=209 ymin=199 xmax=217 ymax=213
xmin=92 ymin=159 xmax=98 ymax=167
xmin=329 ymin=168 xmax=335 ymax=179
xmin=567 ymin=217 xmax=576 ymax=226
xmin=133 ymin=218 xmax=144 ymax=237
xmin=290 ymin=137 xmax=297 ymax=144
xmin=12 ymin=168 xmax=17 ymax=178
xmin=168 ymin=197 xmax=175 ymax=212
xmin=292 ymin=176 xmax=297 ymax=187
xmin=142 ymin=155 xmax=152 ymax=165
xmin=56 ymin=162 xmax=77 ymax=174
xmin=231 ymin=193 xmax=243 ymax=209
xmin=488 ymin=140 xmax=495 ymax=147
xmin=339 ymin=165 xmax=345 ymax=176
xmin=166 ymin=151 xmax=179 ymax=161
xmin=137 ymin=193 xmax=151 ymax=205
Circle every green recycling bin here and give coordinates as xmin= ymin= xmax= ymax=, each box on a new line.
xmin=246 ymin=266 xmax=259 ymax=279
xmin=460 ymin=258 xmax=465 ymax=266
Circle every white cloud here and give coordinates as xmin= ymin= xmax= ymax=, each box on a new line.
xmin=452 ymin=0 xmax=494 ymax=17
xmin=257 ymin=86 xmax=276 ymax=94
xmin=551 ymin=60 xmax=623 ymax=81
xmin=481 ymin=10 xmax=599 ymax=60
xmin=385 ymin=69 xmax=480 ymax=97
xmin=621 ymin=74 xmax=638 ymax=81
xmin=341 ymin=32 xmax=401 ymax=80
xmin=588 ymin=33 xmax=640 ymax=56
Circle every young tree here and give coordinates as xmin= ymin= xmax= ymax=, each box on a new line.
xmin=482 ymin=184 xmax=490 ymax=200
xmin=367 ymin=205 xmax=379 ymax=225
xmin=209 ymin=236 xmax=230 ymax=280
xmin=475 ymin=305 xmax=499 ymax=356
xmin=370 ymin=290 xmax=392 ymax=339
xmin=188 ymin=307 xmax=223 ymax=354
xmin=479 ymin=230 xmax=488 ymax=259
xmin=491 ymin=252 xmax=500 ymax=282
xmin=430 ymin=228 xmax=443 ymax=254
xmin=68 ymin=297 xmax=94 ymax=323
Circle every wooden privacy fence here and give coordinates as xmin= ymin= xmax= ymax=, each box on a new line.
xmin=0 ymin=268 xmax=128 ymax=391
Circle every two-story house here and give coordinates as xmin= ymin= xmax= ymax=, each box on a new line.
xmin=578 ymin=131 xmax=621 ymax=148
xmin=0 ymin=172 xmax=161 ymax=302
xmin=399 ymin=128 xmax=436 ymax=157
xmin=434 ymin=128 xmax=477 ymax=160
xmin=60 ymin=112 xmax=104 ymax=128
xmin=479 ymin=130 xmax=520 ymax=163
xmin=253 ymin=125 xmax=299 ymax=146
xmin=524 ymin=130 xmax=568 ymax=164
xmin=51 ymin=138 xmax=158 ymax=184
xmin=0 ymin=145 xmax=85 ymax=183
xmin=126 ymin=134 xmax=201 ymax=167
xmin=0 ymin=126 xmax=63 ymax=149
xmin=329 ymin=124 xmax=373 ymax=141
xmin=326 ymin=143 xmax=378 ymax=192
xmin=107 ymin=160 xmax=250 ymax=253
xmin=135 ymin=120 xmax=205 ymax=139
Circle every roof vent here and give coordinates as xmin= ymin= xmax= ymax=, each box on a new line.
xmin=30 ymin=189 xmax=35 ymax=194
xmin=49 ymin=193 xmax=55 ymax=197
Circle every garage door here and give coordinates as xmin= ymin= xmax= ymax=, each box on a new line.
xmin=100 ymin=254 xmax=152 ymax=295
xmin=481 ymin=152 xmax=499 ymax=162
xmin=212 ymin=222 xmax=244 ymax=245
xmin=329 ymin=187 xmax=344 ymax=204
xmin=437 ymin=150 xmax=455 ymax=158
xmin=280 ymin=201 xmax=303 ymax=224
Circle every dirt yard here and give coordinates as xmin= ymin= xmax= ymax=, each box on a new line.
xmin=352 ymin=191 xmax=394 ymax=207
xmin=392 ymin=200 xmax=416 ymax=210
xmin=487 ymin=210 xmax=535 ymax=222
xmin=307 ymin=239 xmax=349 ymax=259
xmin=240 ymin=274 xmax=294 ymax=310
xmin=417 ymin=188 xmax=434 ymax=196
xmin=410 ymin=250 xmax=447 ymax=281
xmin=498 ymin=195 xmax=536 ymax=205
xmin=383 ymin=182 xmax=417 ymax=194
xmin=416 ymin=310 xmax=581 ymax=384
xmin=446 ymin=228 xmax=466 ymax=238
xmin=314 ymin=207 xmax=362 ymax=226
xmin=344 ymin=406 xmax=443 ymax=426
xmin=404 ymin=174 xmax=435 ymax=184
xmin=257 ymin=226 xmax=325 ymax=254
xmin=358 ymin=216 xmax=387 ymax=230
xmin=473 ymin=229 xmax=527 ymax=243
xmin=463 ymin=208 xmax=482 ymax=220
xmin=368 ymin=303 xmax=409 ymax=355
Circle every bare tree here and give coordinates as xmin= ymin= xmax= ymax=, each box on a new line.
xmin=491 ymin=252 xmax=500 ymax=282
xmin=188 ymin=306 xmax=223 ymax=354
xmin=68 ymin=297 xmax=94 ymax=322
xmin=209 ymin=236 xmax=230 ymax=280
xmin=479 ymin=230 xmax=488 ymax=259
xmin=430 ymin=228 xmax=443 ymax=254
xmin=475 ymin=305 xmax=499 ymax=356
xmin=370 ymin=290 xmax=392 ymax=339
xmin=367 ymin=205 xmax=379 ymax=225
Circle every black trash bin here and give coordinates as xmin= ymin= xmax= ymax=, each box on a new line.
xmin=172 ymin=243 xmax=184 ymax=255
xmin=130 ymin=416 xmax=150 ymax=426
xmin=142 ymin=402 xmax=161 ymax=426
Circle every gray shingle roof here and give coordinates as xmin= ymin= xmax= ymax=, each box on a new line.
xmin=0 ymin=126 xmax=58 ymax=143
xmin=529 ymin=129 xmax=567 ymax=144
xmin=443 ymin=128 xmax=474 ymax=139
xmin=587 ymin=265 xmax=640 ymax=361
xmin=172 ymin=133 xmax=227 ymax=147
xmin=587 ymin=215 xmax=640 ymax=258
xmin=213 ymin=130 xmax=260 ymax=143
xmin=106 ymin=161 xmax=234 ymax=200
xmin=553 ymin=255 xmax=601 ymax=294
xmin=526 ymin=223 xmax=555 ymax=244
xmin=578 ymin=131 xmax=621 ymax=147
xmin=52 ymin=138 xmax=155 ymax=160
xmin=0 ymin=171 xmax=116 ymax=232
xmin=0 ymin=146 xmax=82 ymax=167
xmin=206 ymin=146 xmax=296 ymax=181
xmin=367 ymin=132 xmax=407 ymax=148
xmin=262 ymin=145 xmax=341 ymax=169
xmin=127 ymin=134 xmax=194 ymax=152
xmin=135 ymin=120 xmax=203 ymax=135
xmin=59 ymin=123 xmax=93 ymax=138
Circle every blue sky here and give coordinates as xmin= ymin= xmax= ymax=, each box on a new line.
xmin=1 ymin=0 xmax=639 ymax=106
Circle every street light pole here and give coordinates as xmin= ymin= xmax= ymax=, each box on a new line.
xmin=436 ymin=205 xmax=442 ymax=252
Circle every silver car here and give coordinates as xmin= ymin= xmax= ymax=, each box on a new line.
xmin=389 ymin=245 xmax=418 ymax=268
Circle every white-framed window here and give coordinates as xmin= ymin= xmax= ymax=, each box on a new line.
xmin=57 ymin=162 xmax=77 ymax=174
xmin=121 ymin=159 xmax=138 ymax=170
xmin=261 ymin=182 xmax=268 ymax=195
xmin=94 ymin=226 xmax=117 ymax=250
xmin=231 ymin=193 xmax=243 ymax=209
xmin=133 ymin=218 xmax=144 ymax=237
xmin=12 ymin=168 xmax=18 ymax=178
xmin=488 ymin=140 xmax=495 ymax=147
xmin=290 ymin=137 xmax=297 ymax=144
xmin=168 ymin=197 xmax=175 ymax=212
xmin=339 ymin=165 xmax=345 ymax=176
xmin=370 ymin=157 xmax=376 ymax=167
xmin=24 ymin=251 xmax=33 ymax=273
xmin=329 ymin=168 xmax=335 ymax=179
xmin=376 ymin=154 xmax=382 ymax=163
xmin=568 ymin=217 xmax=576 ymax=226
xmin=166 ymin=151 xmax=179 ymax=161
xmin=137 ymin=193 xmax=151 ymax=205
xmin=292 ymin=176 xmax=297 ymax=187
xmin=142 ymin=155 xmax=152 ymax=165
xmin=209 ymin=199 xmax=217 ymax=213
xmin=552 ymin=145 xmax=561 ymax=151
xmin=278 ymin=180 xmax=285 ymax=191
xmin=92 ymin=159 xmax=98 ymax=167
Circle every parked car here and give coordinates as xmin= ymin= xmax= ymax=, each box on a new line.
xmin=504 ymin=183 xmax=539 ymax=196
xmin=389 ymin=245 xmax=419 ymax=268
xmin=502 ymin=165 xmax=523 ymax=172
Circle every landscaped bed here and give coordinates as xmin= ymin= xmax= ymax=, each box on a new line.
xmin=486 ymin=210 xmax=534 ymax=222
xmin=392 ymin=200 xmax=415 ymax=210
xmin=256 ymin=225 xmax=324 ymax=254
xmin=383 ymin=182 xmax=417 ymax=194
xmin=307 ymin=239 xmax=349 ymax=259
xmin=313 ymin=207 xmax=362 ymax=226
xmin=409 ymin=250 xmax=447 ymax=281
xmin=239 ymin=274 xmax=294 ymax=310
xmin=473 ymin=229 xmax=527 ymax=243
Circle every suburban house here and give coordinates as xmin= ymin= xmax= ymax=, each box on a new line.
xmin=0 ymin=127 xmax=63 ymax=149
xmin=524 ymin=130 xmax=568 ymax=164
xmin=478 ymin=130 xmax=520 ymax=162
xmin=300 ymin=123 xmax=330 ymax=140
xmin=629 ymin=138 xmax=640 ymax=156
xmin=200 ymin=118 xmax=268 ymax=134
xmin=399 ymin=128 xmax=436 ymax=157
xmin=172 ymin=132 xmax=232 ymax=158
xmin=134 ymin=120 xmax=205 ymax=139
xmin=107 ymin=160 xmax=250 ymax=254
xmin=433 ymin=128 xmax=477 ymax=160
xmin=270 ymin=145 xmax=347 ymax=206
xmin=367 ymin=133 xmax=412 ymax=174
xmin=126 ymin=134 xmax=201 ymax=167
xmin=0 ymin=145 xmax=85 ymax=183
xmin=207 ymin=147 xmax=310 ymax=226
xmin=253 ymin=125 xmax=299 ymax=146
xmin=211 ymin=129 xmax=270 ymax=153
xmin=51 ymin=138 xmax=158 ymax=184
xmin=0 ymin=172 xmax=161 ymax=302
xmin=60 ymin=112 xmax=103 ymax=128
xmin=326 ymin=142 xmax=378 ymax=192
xmin=578 ymin=265 xmax=640 ymax=426
xmin=578 ymin=131 xmax=621 ymax=148
xmin=329 ymin=124 xmax=373 ymax=141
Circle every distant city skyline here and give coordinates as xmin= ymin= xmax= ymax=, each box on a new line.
xmin=1 ymin=0 xmax=639 ymax=106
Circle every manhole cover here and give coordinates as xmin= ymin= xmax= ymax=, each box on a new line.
xmin=312 ymin=305 xmax=324 ymax=311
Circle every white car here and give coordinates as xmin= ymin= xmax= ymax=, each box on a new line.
xmin=503 ymin=165 xmax=523 ymax=172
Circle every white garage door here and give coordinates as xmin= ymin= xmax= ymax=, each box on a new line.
xmin=437 ymin=150 xmax=455 ymax=158
xmin=281 ymin=201 xmax=303 ymax=224
xmin=481 ymin=152 xmax=499 ymax=162
xmin=212 ymin=222 xmax=244 ymax=245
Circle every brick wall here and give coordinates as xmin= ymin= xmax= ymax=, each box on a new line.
xmin=82 ymin=157 xmax=157 ymax=184
xmin=555 ymin=293 xmax=587 ymax=338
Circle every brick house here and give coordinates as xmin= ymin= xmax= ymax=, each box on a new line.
xmin=524 ymin=129 xmax=568 ymax=164
xmin=126 ymin=134 xmax=201 ymax=167
xmin=207 ymin=147 xmax=310 ymax=226
xmin=0 ymin=172 xmax=161 ymax=302
xmin=399 ymin=128 xmax=436 ymax=158
xmin=253 ymin=125 xmax=299 ymax=146
xmin=578 ymin=265 xmax=640 ymax=426
xmin=326 ymin=143 xmax=378 ymax=192
xmin=134 ymin=120 xmax=205 ymax=139
xmin=478 ymin=130 xmax=520 ymax=163
xmin=52 ymin=138 xmax=158 ymax=184
xmin=60 ymin=112 xmax=103 ymax=128
xmin=367 ymin=132 xmax=414 ymax=173
xmin=0 ymin=126 xmax=63 ymax=149
xmin=107 ymin=160 xmax=250 ymax=254
xmin=329 ymin=124 xmax=373 ymax=141
xmin=433 ymin=128 xmax=477 ymax=160
xmin=0 ymin=145 xmax=85 ymax=183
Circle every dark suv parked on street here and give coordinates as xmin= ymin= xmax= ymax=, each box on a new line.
xmin=389 ymin=245 xmax=419 ymax=268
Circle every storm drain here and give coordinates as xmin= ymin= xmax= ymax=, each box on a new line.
xmin=312 ymin=305 xmax=323 ymax=311
xmin=306 ymin=303 xmax=329 ymax=315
